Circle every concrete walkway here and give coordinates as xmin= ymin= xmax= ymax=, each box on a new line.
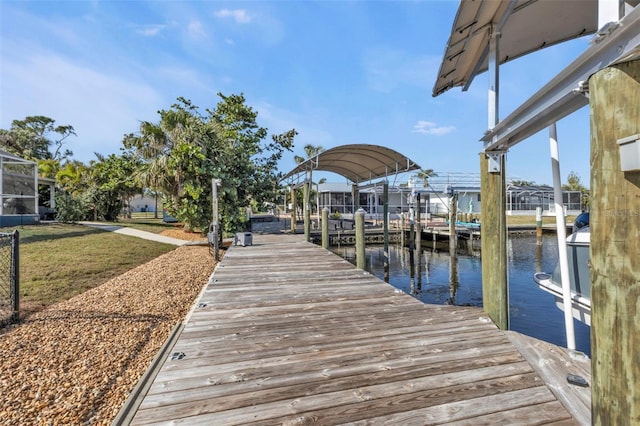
xmin=79 ymin=221 xmax=191 ymax=246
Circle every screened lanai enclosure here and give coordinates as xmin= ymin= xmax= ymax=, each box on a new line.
xmin=0 ymin=149 xmax=39 ymax=226
xmin=506 ymin=184 xmax=583 ymax=215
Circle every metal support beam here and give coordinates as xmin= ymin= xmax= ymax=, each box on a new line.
xmin=481 ymin=6 xmax=640 ymax=152
xmin=549 ymin=123 xmax=576 ymax=351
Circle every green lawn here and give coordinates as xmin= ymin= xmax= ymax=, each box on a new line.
xmin=506 ymin=214 xmax=577 ymax=226
xmin=0 ymin=223 xmax=175 ymax=310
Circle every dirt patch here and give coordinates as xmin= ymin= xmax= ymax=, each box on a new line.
xmin=0 ymin=245 xmax=216 ymax=425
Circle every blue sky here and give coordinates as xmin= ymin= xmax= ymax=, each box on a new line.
xmin=1 ymin=1 xmax=592 ymax=187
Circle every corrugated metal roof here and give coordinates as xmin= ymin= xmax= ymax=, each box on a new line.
xmin=281 ymin=144 xmax=420 ymax=184
xmin=433 ymin=0 xmax=599 ymax=97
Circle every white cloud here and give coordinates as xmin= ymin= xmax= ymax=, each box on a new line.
xmin=214 ymin=9 xmax=252 ymax=24
xmin=412 ymin=120 xmax=456 ymax=136
xmin=187 ymin=20 xmax=206 ymax=38
xmin=136 ymin=24 xmax=167 ymax=37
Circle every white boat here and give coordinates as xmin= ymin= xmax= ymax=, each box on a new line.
xmin=533 ymin=220 xmax=591 ymax=325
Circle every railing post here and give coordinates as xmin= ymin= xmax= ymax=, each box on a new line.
xmin=355 ymin=208 xmax=366 ymax=270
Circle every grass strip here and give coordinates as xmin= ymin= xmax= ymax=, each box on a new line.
xmin=1 ymin=223 xmax=175 ymax=310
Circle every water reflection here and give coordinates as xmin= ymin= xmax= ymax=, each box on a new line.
xmin=330 ymin=233 xmax=591 ymax=356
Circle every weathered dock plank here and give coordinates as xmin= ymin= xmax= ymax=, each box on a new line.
xmin=128 ymin=234 xmax=588 ymax=425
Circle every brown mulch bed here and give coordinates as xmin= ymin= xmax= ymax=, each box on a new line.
xmin=159 ymin=228 xmax=208 ymax=242
xmin=0 ymin=245 xmax=216 ymax=425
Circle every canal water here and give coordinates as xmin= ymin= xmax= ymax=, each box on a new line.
xmin=331 ymin=233 xmax=592 ymax=357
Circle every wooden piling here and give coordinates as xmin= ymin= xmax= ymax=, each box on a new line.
xmin=303 ymin=180 xmax=310 ymax=242
xmin=480 ymin=153 xmax=508 ymax=330
xmin=383 ymin=182 xmax=389 ymax=281
xmin=352 ymin=184 xmax=360 ymax=210
xmin=415 ymin=193 xmax=421 ymax=248
xmin=290 ymin=186 xmax=296 ymax=234
xmin=321 ymin=207 xmax=329 ymax=249
xmin=449 ymin=193 xmax=458 ymax=258
xmin=589 ymin=59 xmax=640 ymax=424
xmin=535 ymin=206 xmax=543 ymax=241
xmin=355 ymin=208 xmax=366 ymax=269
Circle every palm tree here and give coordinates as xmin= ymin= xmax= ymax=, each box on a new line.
xmin=56 ymin=160 xmax=88 ymax=194
xmin=291 ymin=145 xmax=324 ymax=222
xmin=415 ymin=169 xmax=438 ymax=188
xmin=294 ymin=144 xmax=324 ymax=164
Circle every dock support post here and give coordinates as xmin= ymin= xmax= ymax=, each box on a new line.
xmin=535 ymin=206 xmax=543 ymax=241
xmin=480 ymin=25 xmax=508 ymax=330
xmin=352 ymin=184 xmax=360 ymax=211
xmin=415 ymin=193 xmax=421 ymax=249
xmin=449 ymin=193 xmax=458 ymax=257
xmin=383 ymin=182 xmax=389 ymax=281
xmin=409 ymin=206 xmax=416 ymax=250
xmin=590 ymin=59 xmax=640 ymax=424
xmin=321 ymin=207 xmax=329 ymax=249
xmin=303 ymin=179 xmax=310 ymax=242
xmin=290 ymin=186 xmax=296 ymax=234
xmin=480 ymin=153 xmax=508 ymax=330
xmin=355 ymin=208 xmax=366 ymax=270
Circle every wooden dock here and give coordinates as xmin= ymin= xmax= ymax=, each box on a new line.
xmin=124 ymin=234 xmax=591 ymax=425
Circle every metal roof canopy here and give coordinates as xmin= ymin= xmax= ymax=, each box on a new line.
xmin=281 ymin=144 xmax=420 ymax=185
xmin=433 ymin=0 xmax=640 ymax=153
xmin=433 ymin=0 xmax=599 ymax=97
xmin=480 ymin=5 xmax=640 ymax=151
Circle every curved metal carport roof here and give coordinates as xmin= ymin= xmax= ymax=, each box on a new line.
xmin=281 ymin=144 xmax=420 ymax=184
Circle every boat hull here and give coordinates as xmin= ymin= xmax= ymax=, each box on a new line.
xmin=533 ymin=226 xmax=591 ymax=325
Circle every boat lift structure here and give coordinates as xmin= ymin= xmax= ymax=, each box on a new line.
xmin=433 ymin=0 xmax=640 ymax=423
xmin=282 ymin=144 xmax=420 ymax=275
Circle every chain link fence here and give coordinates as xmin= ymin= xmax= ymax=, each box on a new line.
xmin=0 ymin=231 xmax=19 ymax=325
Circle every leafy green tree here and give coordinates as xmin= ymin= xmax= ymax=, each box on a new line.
xmin=509 ymin=179 xmax=537 ymax=187
xmin=54 ymin=191 xmax=92 ymax=223
xmin=88 ymin=153 xmax=142 ymax=220
xmin=562 ymin=171 xmax=590 ymax=209
xmin=125 ymin=94 xmax=295 ymax=234
xmin=1 ymin=116 xmax=75 ymax=161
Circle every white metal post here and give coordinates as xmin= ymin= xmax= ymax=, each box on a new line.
xmin=549 ymin=123 xmax=576 ymax=351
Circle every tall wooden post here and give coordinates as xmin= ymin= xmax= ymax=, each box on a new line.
xmin=303 ymin=180 xmax=311 ymax=242
xmin=449 ymin=193 xmax=458 ymax=258
xmin=211 ymin=178 xmax=221 ymax=261
xmin=355 ymin=208 xmax=366 ymax=270
xmin=290 ymin=186 xmax=296 ymax=234
xmin=480 ymin=153 xmax=508 ymax=330
xmin=383 ymin=182 xmax=389 ymax=281
xmin=589 ymin=59 xmax=640 ymax=424
xmin=321 ymin=207 xmax=329 ymax=249
xmin=352 ymin=184 xmax=360 ymax=211
xmin=415 ymin=193 xmax=421 ymax=249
